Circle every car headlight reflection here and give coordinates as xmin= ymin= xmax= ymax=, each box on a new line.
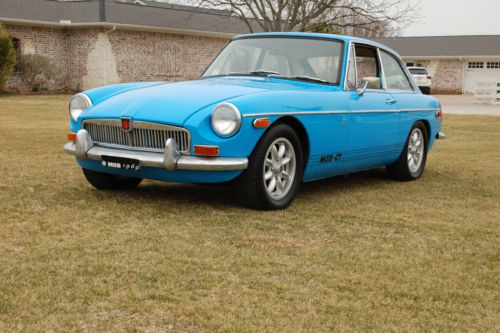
xmin=211 ymin=103 xmax=242 ymax=137
xmin=69 ymin=93 xmax=92 ymax=121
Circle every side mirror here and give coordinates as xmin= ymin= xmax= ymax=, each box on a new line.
xmin=357 ymin=77 xmax=381 ymax=96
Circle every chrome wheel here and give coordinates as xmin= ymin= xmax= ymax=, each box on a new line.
xmin=407 ymin=128 xmax=424 ymax=173
xmin=263 ymin=138 xmax=296 ymax=200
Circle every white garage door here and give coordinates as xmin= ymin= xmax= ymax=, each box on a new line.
xmin=464 ymin=61 xmax=500 ymax=93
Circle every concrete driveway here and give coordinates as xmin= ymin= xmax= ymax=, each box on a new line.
xmin=435 ymin=95 xmax=500 ymax=116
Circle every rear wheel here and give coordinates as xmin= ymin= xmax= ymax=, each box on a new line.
xmin=238 ymin=124 xmax=303 ymax=210
xmin=82 ymin=168 xmax=143 ymax=190
xmin=387 ymin=121 xmax=428 ymax=181
xmin=420 ymin=86 xmax=431 ymax=95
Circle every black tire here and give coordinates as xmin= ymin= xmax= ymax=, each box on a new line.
xmin=420 ymin=86 xmax=431 ymax=95
xmin=82 ymin=168 xmax=143 ymax=190
xmin=237 ymin=124 xmax=304 ymax=210
xmin=387 ymin=121 xmax=428 ymax=181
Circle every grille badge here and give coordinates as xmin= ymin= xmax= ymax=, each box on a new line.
xmin=121 ymin=118 xmax=132 ymax=131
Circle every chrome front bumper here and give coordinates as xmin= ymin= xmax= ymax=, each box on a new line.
xmin=64 ymin=129 xmax=248 ymax=171
xmin=436 ymin=132 xmax=446 ymax=140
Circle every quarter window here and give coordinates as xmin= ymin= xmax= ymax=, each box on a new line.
xmin=346 ymin=45 xmax=357 ymax=89
xmin=468 ymin=62 xmax=484 ymax=69
xmin=380 ymin=51 xmax=413 ymax=91
xmin=486 ymin=62 xmax=500 ymax=69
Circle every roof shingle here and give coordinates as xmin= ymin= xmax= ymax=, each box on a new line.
xmin=373 ymin=35 xmax=500 ymax=57
xmin=0 ymin=0 xmax=255 ymax=35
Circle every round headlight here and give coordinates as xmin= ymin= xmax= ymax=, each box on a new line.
xmin=69 ymin=93 xmax=92 ymax=121
xmin=211 ymin=103 xmax=242 ymax=137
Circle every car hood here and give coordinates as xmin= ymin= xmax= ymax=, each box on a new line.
xmin=81 ymin=77 xmax=315 ymax=126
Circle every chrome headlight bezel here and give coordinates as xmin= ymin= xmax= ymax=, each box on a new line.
xmin=69 ymin=93 xmax=92 ymax=122
xmin=211 ymin=102 xmax=242 ymax=138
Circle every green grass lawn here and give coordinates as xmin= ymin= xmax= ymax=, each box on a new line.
xmin=0 ymin=95 xmax=499 ymax=332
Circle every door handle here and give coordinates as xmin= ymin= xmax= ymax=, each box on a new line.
xmin=385 ymin=98 xmax=397 ymax=104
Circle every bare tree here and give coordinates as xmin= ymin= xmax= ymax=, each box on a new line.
xmin=193 ymin=0 xmax=417 ymax=36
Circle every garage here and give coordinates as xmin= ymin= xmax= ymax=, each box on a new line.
xmin=374 ymin=35 xmax=500 ymax=94
xmin=464 ymin=60 xmax=500 ymax=93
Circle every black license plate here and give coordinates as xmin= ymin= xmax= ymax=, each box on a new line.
xmin=101 ymin=156 xmax=141 ymax=171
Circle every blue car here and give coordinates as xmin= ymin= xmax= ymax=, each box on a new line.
xmin=64 ymin=32 xmax=445 ymax=210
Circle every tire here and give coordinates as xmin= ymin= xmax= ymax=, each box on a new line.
xmin=387 ymin=121 xmax=428 ymax=181
xmin=237 ymin=124 xmax=304 ymax=210
xmin=420 ymin=86 xmax=430 ymax=95
xmin=82 ymin=168 xmax=143 ymax=190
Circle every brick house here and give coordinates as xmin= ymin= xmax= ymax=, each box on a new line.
xmin=374 ymin=36 xmax=500 ymax=94
xmin=2 ymin=0 xmax=499 ymax=94
xmin=0 ymin=0 xmax=256 ymax=92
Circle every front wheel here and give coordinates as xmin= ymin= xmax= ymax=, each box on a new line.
xmin=82 ymin=168 xmax=143 ymax=190
xmin=387 ymin=121 xmax=428 ymax=181
xmin=238 ymin=124 xmax=304 ymax=210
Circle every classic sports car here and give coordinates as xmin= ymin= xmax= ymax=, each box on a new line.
xmin=64 ymin=32 xmax=445 ymax=210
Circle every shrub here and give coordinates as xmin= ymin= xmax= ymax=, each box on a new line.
xmin=0 ymin=24 xmax=16 ymax=92
xmin=17 ymin=54 xmax=57 ymax=92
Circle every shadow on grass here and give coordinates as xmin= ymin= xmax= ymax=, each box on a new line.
xmin=298 ymin=168 xmax=389 ymax=197
xmin=87 ymin=168 xmax=391 ymax=208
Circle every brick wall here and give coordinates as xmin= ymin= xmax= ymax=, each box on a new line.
xmin=5 ymin=25 xmax=69 ymax=92
xmin=4 ymin=24 xmax=228 ymax=92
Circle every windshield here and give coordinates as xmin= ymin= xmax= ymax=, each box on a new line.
xmin=203 ymin=37 xmax=344 ymax=85
xmin=409 ymin=68 xmax=428 ymax=75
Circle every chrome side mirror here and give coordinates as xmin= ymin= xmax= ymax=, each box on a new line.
xmin=357 ymin=77 xmax=381 ymax=96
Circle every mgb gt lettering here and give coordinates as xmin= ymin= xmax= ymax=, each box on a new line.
xmin=320 ymin=153 xmax=343 ymax=164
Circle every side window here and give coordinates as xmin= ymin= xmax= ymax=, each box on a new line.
xmin=354 ymin=45 xmax=381 ymax=88
xmin=380 ymin=51 xmax=413 ymax=91
xmin=346 ymin=45 xmax=356 ymax=89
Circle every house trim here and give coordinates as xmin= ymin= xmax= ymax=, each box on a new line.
xmin=0 ymin=17 xmax=238 ymax=39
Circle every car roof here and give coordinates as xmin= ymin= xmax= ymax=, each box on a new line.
xmin=407 ymin=66 xmax=429 ymax=70
xmin=234 ymin=32 xmax=403 ymax=60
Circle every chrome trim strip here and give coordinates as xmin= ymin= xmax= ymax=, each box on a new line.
xmin=64 ymin=130 xmax=248 ymax=171
xmin=243 ymin=108 xmax=439 ymax=118
xmin=376 ymin=47 xmax=387 ymax=90
xmin=399 ymin=108 xmax=441 ymax=112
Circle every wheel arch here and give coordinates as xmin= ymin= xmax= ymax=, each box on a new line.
xmin=272 ymin=116 xmax=310 ymax=169
xmin=416 ymin=119 xmax=431 ymax=145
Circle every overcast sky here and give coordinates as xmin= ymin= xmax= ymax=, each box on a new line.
xmin=402 ymin=0 xmax=500 ymax=36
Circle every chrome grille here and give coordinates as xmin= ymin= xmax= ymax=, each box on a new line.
xmin=83 ymin=119 xmax=190 ymax=153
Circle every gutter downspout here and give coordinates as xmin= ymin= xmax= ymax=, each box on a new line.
xmin=99 ymin=0 xmax=106 ymax=22
xmin=102 ymin=26 xmax=116 ymax=86
xmin=459 ymin=57 xmax=465 ymax=94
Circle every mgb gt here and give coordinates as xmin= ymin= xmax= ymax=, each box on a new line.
xmin=64 ymin=32 xmax=445 ymax=210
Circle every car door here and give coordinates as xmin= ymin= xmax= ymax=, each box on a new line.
xmin=378 ymin=50 xmax=427 ymax=151
xmin=345 ymin=44 xmax=400 ymax=172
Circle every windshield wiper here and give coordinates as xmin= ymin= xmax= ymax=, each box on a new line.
xmin=274 ymin=75 xmax=330 ymax=84
xmin=226 ymin=70 xmax=280 ymax=77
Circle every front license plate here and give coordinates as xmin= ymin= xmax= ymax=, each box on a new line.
xmin=101 ymin=156 xmax=141 ymax=171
